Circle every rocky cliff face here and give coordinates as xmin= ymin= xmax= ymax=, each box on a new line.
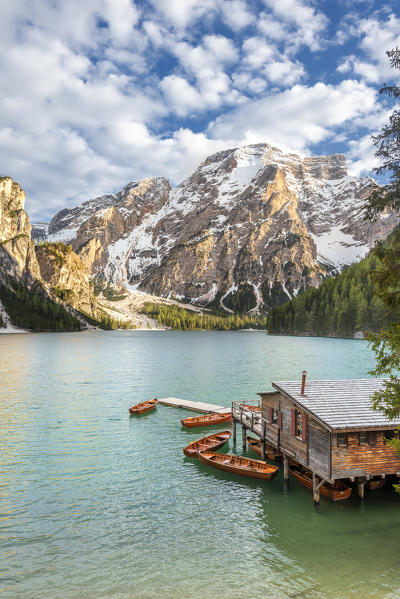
xmin=0 ymin=177 xmax=41 ymax=286
xmin=35 ymin=243 xmax=99 ymax=318
xmin=44 ymin=143 xmax=399 ymax=312
xmin=0 ymin=177 xmax=101 ymax=324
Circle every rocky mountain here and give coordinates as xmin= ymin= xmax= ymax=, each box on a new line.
xmin=0 ymin=177 xmax=102 ymax=329
xmin=41 ymin=143 xmax=399 ymax=313
xmin=0 ymin=177 xmax=41 ymax=286
xmin=35 ymin=242 xmax=100 ymax=318
xmin=31 ymin=222 xmax=49 ymax=242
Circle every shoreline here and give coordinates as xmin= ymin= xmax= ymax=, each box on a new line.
xmin=268 ymin=331 xmax=366 ymax=340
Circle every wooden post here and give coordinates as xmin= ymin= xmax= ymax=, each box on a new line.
xmin=283 ymin=454 xmax=289 ymax=481
xmin=261 ymin=440 xmax=266 ymax=461
xmin=312 ymin=473 xmax=320 ymax=505
xmin=232 ymin=419 xmax=236 ymax=442
xmin=358 ymin=477 xmax=365 ymax=499
xmin=301 ymin=370 xmax=307 ymax=395
xmin=242 ymin=426 xmax=246 ymax=451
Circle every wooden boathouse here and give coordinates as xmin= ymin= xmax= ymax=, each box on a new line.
xmin=232 ymin=374 xmax=400 ymax=503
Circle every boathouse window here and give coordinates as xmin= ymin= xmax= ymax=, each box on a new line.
xmin=359 ymin=432 xmax=368 ymax=445
xmin=291 ymin=409 xmax=307 ymax=441
xmin=268 ymin=407 xmax=280 ymax=426
xmin=296 ymin=411 xmax=303 ymax=438
xmin=337 ymin=433 xmax=347 ymax=447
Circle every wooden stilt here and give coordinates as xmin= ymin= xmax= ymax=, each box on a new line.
xmin=312 ymin=473 xmax=320 ymax=505
xmin=232 ymin=419 xmax=236 ymax=442
xmin=358 ymin=478 xmax=365 ymax=499
xmin=242 ymin=426 xmax=246 ymax=451
xmin=261 ymin=440 xmax=266 ymax=461
xmin=283 ymin=455 xmax=289 ymax=481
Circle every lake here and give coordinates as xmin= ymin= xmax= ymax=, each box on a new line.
xmin=1 ymin=331 xmax=399 ymax=599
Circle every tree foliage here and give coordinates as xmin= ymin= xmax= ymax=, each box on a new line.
xmin=140 ymin=302 xmax=268 ymax=331
xmin=369 ymin=325 xmax=400 ymax=420
xmin=268 ymin=253 xmax=394 ymax=337
xmin=363 ymin=47 xmax=400 ymax=490
xmin=364 ymin=47 xmax=400 ymax=221
xmin=36 ymin=241 xmax=73 ymax=267
xmin=0 ymin=279 xmax=82 ymax=331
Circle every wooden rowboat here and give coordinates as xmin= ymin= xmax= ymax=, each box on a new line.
xmin=368 ymin=478 xmax=385 ymax=490
xmin=129 ymin=398 xmax=158 ymax=415
xmin=181 ymin=412 xmax=232 ymax=428
xmin=183 ymin=430 xmax=231 ymax=458
xmin=240 ymin=404 xmax=261 ymax=412
xmin=246 ymin=436 xmax=281 ymax=461
xmin=289 ymin=464 xmax=352 ymax=501
xmin=199 ymin=450 xmax=279 ymax=479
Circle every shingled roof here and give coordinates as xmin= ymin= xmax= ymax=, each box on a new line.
xmin=270 ymin=379 xmax=400 ymax=431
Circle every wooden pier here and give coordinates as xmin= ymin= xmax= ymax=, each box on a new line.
xmin=158 ymin=397 xmax=228 ymax=414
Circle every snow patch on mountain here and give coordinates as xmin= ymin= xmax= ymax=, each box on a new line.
xmin=312 ymin=229 xmax=369 ymax=266
xmin=48 ymin=226 xmax=80 ymax=244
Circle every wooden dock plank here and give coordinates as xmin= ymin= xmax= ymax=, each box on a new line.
xmin=158 ymin=397 xmax=229 ymax=414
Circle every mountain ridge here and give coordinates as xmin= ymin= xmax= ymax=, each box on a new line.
xmin=32 ymin=143 xmax=399 ymax=313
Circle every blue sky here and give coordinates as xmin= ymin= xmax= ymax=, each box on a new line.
xmin=1 ymin=0 xmax=399 ymax=221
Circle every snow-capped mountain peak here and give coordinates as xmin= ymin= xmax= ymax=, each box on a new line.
xmin=38 ymin=143 xmax=398 ymax=312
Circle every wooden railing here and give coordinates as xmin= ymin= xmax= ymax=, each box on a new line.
xmin=232 ymin=401 xmax=267 ymax=438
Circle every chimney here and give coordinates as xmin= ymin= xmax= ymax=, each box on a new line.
xmin=301 ymin=370 xmax=307 ymax=395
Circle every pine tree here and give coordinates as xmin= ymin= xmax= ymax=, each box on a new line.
xmin=362 ymin=47 xmax=400 ymax=492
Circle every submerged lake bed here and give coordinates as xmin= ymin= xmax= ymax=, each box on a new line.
xmin=1 ymin=331 xmax=399 ymax=599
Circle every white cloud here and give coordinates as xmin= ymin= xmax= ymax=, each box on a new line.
xmin=172 ymin=37 xmax=239 ymax=76
xmin=100 ymin=0 xmax=140 ymax=45
xmin=347 ymin=134 xmax=380 ymax=177
xmin=161 ymin=36 xmax=243 ymax=114
xmin=203 ymin=35 xmax=239 ymax=65
xmin=258 ymin=15 xmax=288 ymax=42
xmin=0 ymin=0 xmax=141 ymax=51
xmin=220 ymin=0 xmax=256 ymax=31
xmin=264 ymin=59 xmax=305 ymax=85
xmin=148 ymin=0 xmax=216 ymax=29
xmin=247 ymin=77 xmax=268 ymax=94
xmin=160 ymin=75 xmax=203 ymax=116
xmin=242 ymin=37 xmax=275 ymax=69
xmin=148 ymin=0 xmax=255 ymax=34
xmin=337 ymin=13 xmax=400 ymax=83
xmin=241 ymin=37 xmax=305 ymax=87
xmin=262 ymin=0 xmax=329 ymax=51
xmin=208 ymin=80 xmax=378 ymax=151
xmin=357 ymin=13 xmax=400 ymax=67
xmin=104 ymin=48 xmax=147 ymax=74
xmin=0 ymin=126 xmax=126 ymax=221
xmin=232 ymin=71 xmax=252 ymax=89
xmin=142 ymin=20 xmax=167 ymax=47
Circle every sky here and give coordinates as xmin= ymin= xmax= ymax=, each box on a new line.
xmin=1 ymin=0 xmax=399 ymax=222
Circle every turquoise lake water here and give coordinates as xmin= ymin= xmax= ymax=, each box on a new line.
xmin=0 ymin=331 xmax=399 ymax=599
